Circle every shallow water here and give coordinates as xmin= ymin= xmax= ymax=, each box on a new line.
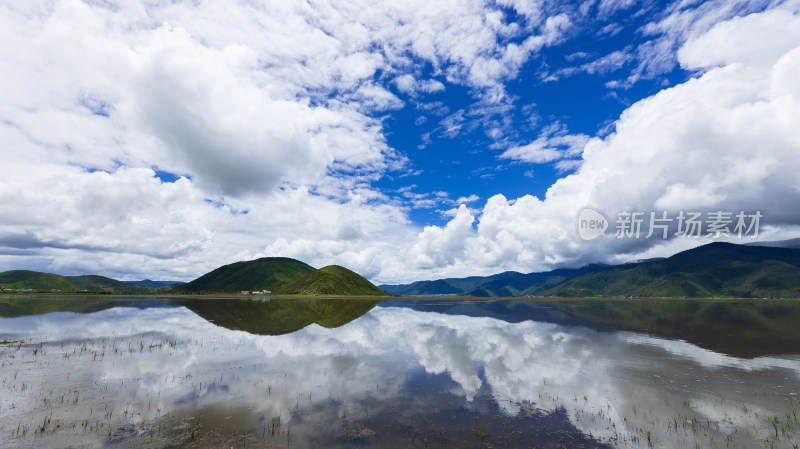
xmin=1 ymin=296 xmax=800 ymax=448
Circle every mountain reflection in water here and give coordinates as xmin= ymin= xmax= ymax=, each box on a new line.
xmin=1 ymin=297 xmax=799 ymax=448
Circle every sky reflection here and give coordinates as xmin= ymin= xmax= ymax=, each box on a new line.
xmin=1 ymin=300 xmax=799 ymax=448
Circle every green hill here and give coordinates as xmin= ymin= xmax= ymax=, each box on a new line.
xmin=1 ymin=258 xmax=387 ymax=296
xmin=0 ymin=270 xmax=152 ymax=293
xmin=0 ymin=270 xmax=77 ymax=291
xmin=174 ymin=257 xmax=315 ymax=294
xmin=544 ymin=242 xmax=800 ymax=298
xmin=280 ymin=265 xmax=389 ymax=296
xmin=66 ymin=275 xmax=150 ymax=293
xmin=174 ymin=258 xmax=387 ymax=296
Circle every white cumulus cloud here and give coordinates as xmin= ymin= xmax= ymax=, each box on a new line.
xmin=396 ymin=2 xmax=800 ymax=279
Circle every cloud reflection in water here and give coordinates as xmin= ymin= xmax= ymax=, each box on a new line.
xmin=1 ymin=302 xmax=799 ymax=448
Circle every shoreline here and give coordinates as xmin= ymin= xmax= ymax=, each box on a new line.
xmin=3 ymin=293 xmax=800 ymax=301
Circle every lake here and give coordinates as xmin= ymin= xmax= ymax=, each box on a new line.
xmin=1 ymin=296 xmax=800 ymax=448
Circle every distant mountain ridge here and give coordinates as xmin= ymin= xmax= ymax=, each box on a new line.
xmin=5 ymin=241 xmax=800 ymax=298
xmin=745 ymin=238 xmax=800 ymax=249
xmin=544 ymin=242 xmax=800 ymax=298
xmin=0 ymin=270 xmax=161 ymax=294
xmin=382 ymin=242 xmax=800 ymax=298
xmin=380 ymin=264 xmax=607 ymax=297
xmin=123 ymin=279 xmax=185 ymax=288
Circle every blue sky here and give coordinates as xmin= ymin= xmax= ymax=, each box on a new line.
xmin=1 ymin=0 xmax=799 ymax=283
xmin=373 ymin=0 xmax=707 ymax=226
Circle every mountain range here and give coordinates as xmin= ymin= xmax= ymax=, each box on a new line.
xmin=381 ymin=242 xmax=800 ymax=298
xmin=380 ymin=264 xmax=607 ymax=296
xmin=0 ymin=257 xmax=388 ymax=296
xmin=3 ymin=241 xmax=800 ymax=298
xmin=545 ymin=242 xmax=800 ymax=298
xmin=0 ymin=270 xmax=157 ymax=294
xmin=123 ymin=279 xmax=185 ymax=288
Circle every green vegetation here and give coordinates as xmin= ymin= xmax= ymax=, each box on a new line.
xmin=279 ymin=265 xmax=388 ymax=296
xmin=0 ymin=270 xmax=155 ymax=294
xmin=0 ymin=270 xmax=77 ymax=291
xmin=7 ymin=242 xmax=799 ymax=298
xmin=544 ymin=242 xmax=800 ymax=298
xmin=174 ymin=257 xmax=315 ymax=294
xmin=467 ymin=266 xmax=607 ymax=296
xmin=0 ymin=258 xmax=386 ymax=297
xmin=66 ymin=275 xmax=149 ymax=293
xmin=175 ymin=258 xmax=388 ymax=296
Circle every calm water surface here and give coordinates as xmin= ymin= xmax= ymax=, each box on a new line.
xmin=1 ymin=296 xmax=800 ymax=448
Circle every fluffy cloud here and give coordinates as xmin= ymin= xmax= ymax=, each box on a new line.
xmin=0 ymin=0 xmax=394 ymax=197
xmin=678 ymin=5 xmax=800 ymax=70
xmin=621 ymin=0 xmax=778 ymax=86
xmin=1 ymin=0 xmax=799 ymax=284
xmin=393 ymin=74 xmax=446 ymax=95
xmin=397 ymin=3 xmax=800 ymax=278
xmin=0 ymin=0 xmax=573 ymax=282
xmin=411 ymin=205 xmax=475 ymax=268
xmin=501 ymin=122 xmax=590 ymax=165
